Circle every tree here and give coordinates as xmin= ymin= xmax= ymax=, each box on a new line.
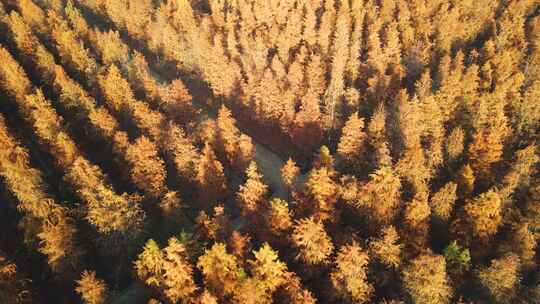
xmin=478 ymin=254 xmax=520 ymax=304
xmin=306 ymin=53 xmax=327 ymax=97
xmin=237 ymin=161 xmax=268 ymax=217
xmin=508 ymin=223 xmax=537 ymax=271
xmin=196 ymin=143 xmax=227 ymax=208
xmin=323 ymin=0 xmax=350 ymax=129
xmin=369 ymin=226 xmax=402 ymax=269
xmin=197 ymin=243 xmax=242 ymax=298
xmin=303 ymin=167 xmax=339 ymax=221
xmin=292 ymin=217 xmax=334 ymax=264
xmin=235 ymin=134 xmax=255 ymax=172
xmin=330 ymin=243 xmax=373 ymax=303
xmin=402 ymin=253 xmax=452 ymax=304
xmin=216 ymin=105 xmax=240 ymax=166
xmin=94 ymin=29 xmax=129 ymax=66
xmin=162 ymin=122 xmax=199 ymax=181
xmin=76 ymin=271 xmax=108 ymax=304
xmin=355 ymin=166 xmax=402 ymax=225
xmin=125 ymin=136 xmax=167 ymax=197
xmin=160 ymin=79 xmax=195 ymax=125
xmin=97 ymin=64 xmax=135 ymax=113
xmin=291 ymin=90 xmax=323 ymax=153
xmin=265 ymin=198 xmax=293 ymax=234
xmin=134 ymin=238 xmax=197 ymax=303
xmin=367 ymin=104 xmax=392 ymax=168
xmin=248 ymin=244 xmax=287 ymax=293
xmin=463 ymin=190 xmax=503 ymax=241
xmin=337 ymin=113 xmax=367 ymax=170
xmin=445 ymin=127 xmax=465 ymax=162
xmin=430 ymin=182 xmax=458 ymax=222
xmin=0 ymin=46 xmax=32 ymax=101
xmin=402 ymin=194 xmax=431 ymax=252
xmin=281 ymin=158 xmax=300 ymax=192
xmin=443 ymin=241 xmax=471 ymax=278
xmin=0 ymin=115 xmax=81 ymax=273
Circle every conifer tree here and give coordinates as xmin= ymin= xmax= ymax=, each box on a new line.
xmin=216 ymin=105 xmax=240 ymax=165
xmin=265 ymin=198 xmax=293 ymax=234
xmin=445 ymin=127 xmax=465 ymax=162
xmin=196 ymin=143 xmax=227 ymax=208
xmin=367 ymin=104 xmax=392 ymax=168
xmin=160 ymin=79 xmax=195 ymax=125
xmin=403 ymin=194 xmax=431 ymax=252
xmin=369 ymin=226 xmax=402 ymax=268
xmin=430 ymin=182 xmax=458 ymax=222
xmin=197 ymin=243 xmax=242 ymax=298
xmin=478 ymin=254 xmax=520 ymax=304
xmin=355 ymin=166 xmax=402 ymax=225
xmin=330 ymin=243 xmax=373 ymax=303
xmin=463 ymin=190 xmax=503 ymax=242
xmin=281 ymin=158 xmax=300 ymax=193
xmin=237 ymin=161 xmax=268 ymax=217
xmin=248 ymin=244 xmax=287 ymax=294
xmin=292 ymin=217 xmax=334 ymax=265
xmin=291 ymin=90 xmax=323 ymax=152
xmin=304 ymin=167 xmax=339 ymax=222
xmin=76 ymin=271 xmax=108 ymax=304
xmin=162 ymin=122 xmax=199 ymax=181
xmin=337 ymin=113 xmax=367 ymax=170
xmin=402 ymin=253 xmax=452 ymax=304
xmin=125 ymin=136 xmax=167 ymax=197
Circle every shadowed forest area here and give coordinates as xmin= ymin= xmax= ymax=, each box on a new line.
xmin=0 ymin=0 xmax=539 ymax=303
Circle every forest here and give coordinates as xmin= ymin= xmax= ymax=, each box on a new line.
xmin=0 ymin=0 xmax=539 ymax=303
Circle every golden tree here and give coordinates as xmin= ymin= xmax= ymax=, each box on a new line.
xmin=430 ymin=182 xmax=458 ymax=222
xmin=445 ymin=127 xmax=465 ymax=162
xmin=216 ymin=105 xmax=240 ymax=165
xmin=402 ymin=253 xmax=452 ymax=304
xmin=478 ymin=254 xmax=521 ymax=304
xmin=355 ymin=166 xmax=402 ymax=225
xmin=0 ymin=46 xmax=32 ymax=101
xmin=160 ymin=79 xmax=195 ymax=125
xmin=76 ymin=271 xmax=108 ymax=304
xmin=162 ymin=122 xmax=199 ymax=181
xmin=367 ymin=104 xmax=392 ymax=167
xmin=291 ymin=90 xmax=323 ymax=153
xmin=403 ymin=194 xmax=431 ymax=252
xmin=304 ymin=167 xmax=339 ymax=221
xmin=125 ymin=136 xmax=167 ymax=197
xmin=265 ymin=198 xmax=293 ymax=234
xmin=248 ymin=244 xmax=287 ymax=293
xmin=369 ymin=226 xmax=402 ymax=269
xmin=197 ymin=243 xmax=242 ymax=298
xmin=330 ymin=243 xmax=373 ymax=303
xmin=237 ymin=162 xmax=268 ymax=216
xmin=337 ymin=113 xmax=367 ymax=169
xmin=292 ymin=217 xmax=334 ymax=264
xmin=134 ymin=238 xmax=197 ymax=303
xmin=94 ymin=29 xmax=129 ymax=66
xmin=281 ymin=158 xmax=300 ymax=192
xmin=463 ymin=190 xmax=503 ymax=241
xmin=306 ymin=53 xmax=327 ymax=97
xmin=323 ymin=0 xmax=350 ymax=129
xmin=0 ymin=116 xmax=81 ymax=272
xmin=196 ymin=143 xmax=227 ymax=208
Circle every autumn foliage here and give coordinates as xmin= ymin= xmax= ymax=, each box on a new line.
xmin=0 ymin=0 xmax=538 ymax=303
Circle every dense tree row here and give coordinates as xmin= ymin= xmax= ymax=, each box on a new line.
xmin=0 ymin=44 xmax=145 ymax=250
